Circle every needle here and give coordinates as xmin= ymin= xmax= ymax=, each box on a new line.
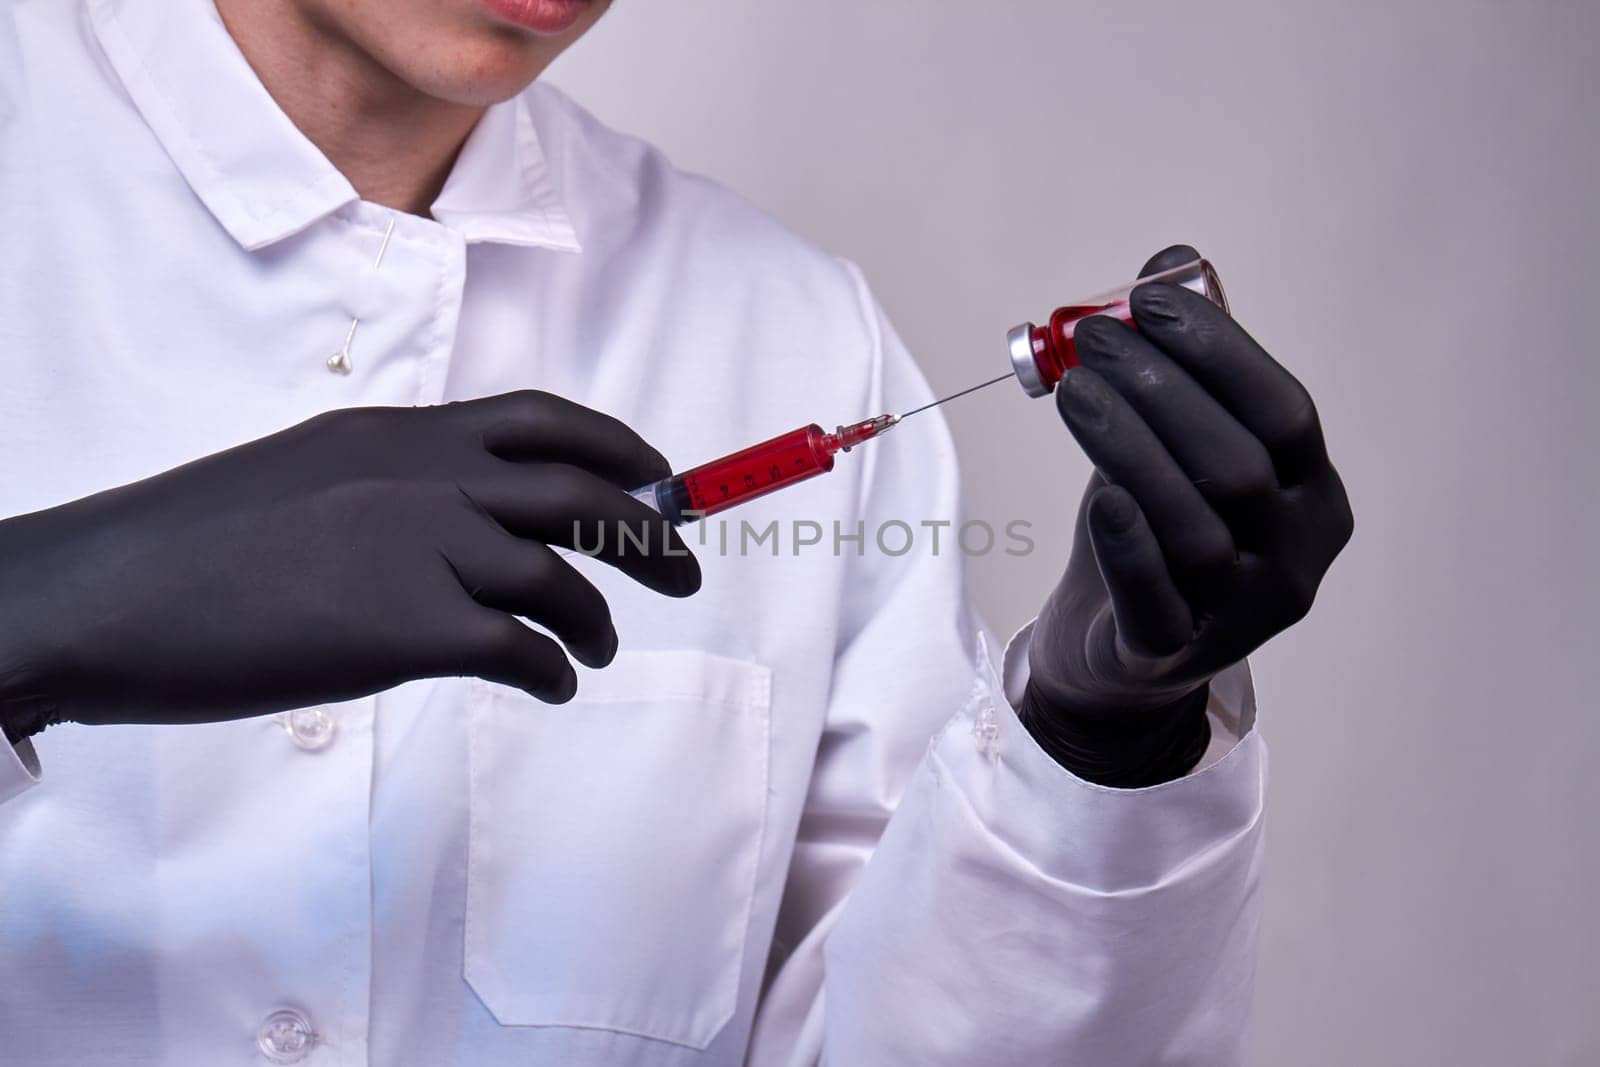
xmin=898 ymin=371 xmax=1016 ymax=419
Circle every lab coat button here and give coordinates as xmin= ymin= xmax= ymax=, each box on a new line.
xmin=285 ymin=706 xmax=336 ymax=751
xmin=256 ymin=1008 xmax=316 ymax=1063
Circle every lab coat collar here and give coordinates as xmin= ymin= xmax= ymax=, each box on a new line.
xmin=428 ymin=95 xmax=582 ymax=252
xmin=85 ymin=0 xmax=582 ymax=254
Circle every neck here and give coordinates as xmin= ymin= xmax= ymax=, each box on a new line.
xmin=215 ymin=0 xmax=483 ymax=215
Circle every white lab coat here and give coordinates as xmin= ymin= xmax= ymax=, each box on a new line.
xmin=0 ymin=1 xmax=1266 ymax=1063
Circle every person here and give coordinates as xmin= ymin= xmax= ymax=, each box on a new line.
xmin=0 ymin=0 xmax=1352 ymax=1063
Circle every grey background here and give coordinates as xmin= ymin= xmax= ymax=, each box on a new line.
xmin=550 ymin=2 xmax=1599 ymax=1063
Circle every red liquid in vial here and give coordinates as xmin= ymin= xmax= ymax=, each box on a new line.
xmin=1028 ymin=300 xmax=1135 ymax=392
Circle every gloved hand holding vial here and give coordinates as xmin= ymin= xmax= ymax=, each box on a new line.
xmin=620 ymin=247 xmax=1350 ymax=783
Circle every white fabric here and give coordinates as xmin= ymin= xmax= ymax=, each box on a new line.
xmin=0 ymin=1 xmax=1267 ymax=1063
xmin=0 ymin=734 xmax=40 ymax=805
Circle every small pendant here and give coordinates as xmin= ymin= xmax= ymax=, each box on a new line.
xmin=322 ymin=217 xmax=394 ymax=378
xmin=326 ymin=317 xmax=359 ymax=375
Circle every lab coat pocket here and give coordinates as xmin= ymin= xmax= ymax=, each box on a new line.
xmin=465 ymin=650 xmax=772 ymax=1050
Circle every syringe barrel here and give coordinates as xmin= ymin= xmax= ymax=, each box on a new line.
xmin=1006 ymin=257 xmax=1229 ymax=397
xmin=629 ymin=424 xmax=836 ymax=525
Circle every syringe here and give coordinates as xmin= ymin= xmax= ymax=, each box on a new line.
xmin=628 ymin=256 xmax=1231 ymax=525
xmin=629 ymin=415 xmax=898 ymax=525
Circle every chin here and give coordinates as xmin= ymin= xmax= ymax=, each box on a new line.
xmin=391 ymin=36 xmax=556 ymax=106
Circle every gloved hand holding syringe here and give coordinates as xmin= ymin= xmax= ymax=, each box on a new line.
xmin=628 ymin=256 xmax=1228 ymax=524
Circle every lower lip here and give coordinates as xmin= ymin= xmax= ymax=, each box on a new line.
xmin=481 ymin=0 xmax=588 ymax=35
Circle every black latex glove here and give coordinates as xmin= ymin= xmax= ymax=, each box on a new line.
xmin=0 ymin=391 xmax=700 ymax=741
xmin=1023 ymin=246 xmax=1354 ymax=787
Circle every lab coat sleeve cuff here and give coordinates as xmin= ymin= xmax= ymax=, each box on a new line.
xmin=956 ymin=624 xmax=1265 ymax=893
xmin=1000 ymin=618 xmax=1252 ymax=773
xmin=0 ymin=734 xmax=41 ymax=806
xmin=821 ymin=633 xmax=1266 ymax=1057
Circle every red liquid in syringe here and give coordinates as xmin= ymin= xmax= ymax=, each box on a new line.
xmin=637 ymin=415 xmax=896 ymax=525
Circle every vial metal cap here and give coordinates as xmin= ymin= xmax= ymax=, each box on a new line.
xmin=1007 ymin=322 xmax=1050 ymax=397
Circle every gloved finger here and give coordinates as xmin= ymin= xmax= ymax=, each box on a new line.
xmin=449 ymin=605 xmax=579 ymax=703
xmin=1128 ymin=284 xmax=1331 ymax=485
xmin=1138 ymin=244 xmax=1202 ymax=280
xmin=447 ymin=535 xmax=618 ymax=669
xmin=1255 ymin=468 xmax=1356 ymax=574
xmin=1056 ymin=367 xmax=1236 ymax=593
xmin=1075 ymin=315 xmax=1279 ymax=514
xmin=1086 ymin=485 xmax=1194 ymax=657
xmin=464 ymin=460 xmax=702 ymax=597
xmin=451 ymin=390 xmax=672 ymax=489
